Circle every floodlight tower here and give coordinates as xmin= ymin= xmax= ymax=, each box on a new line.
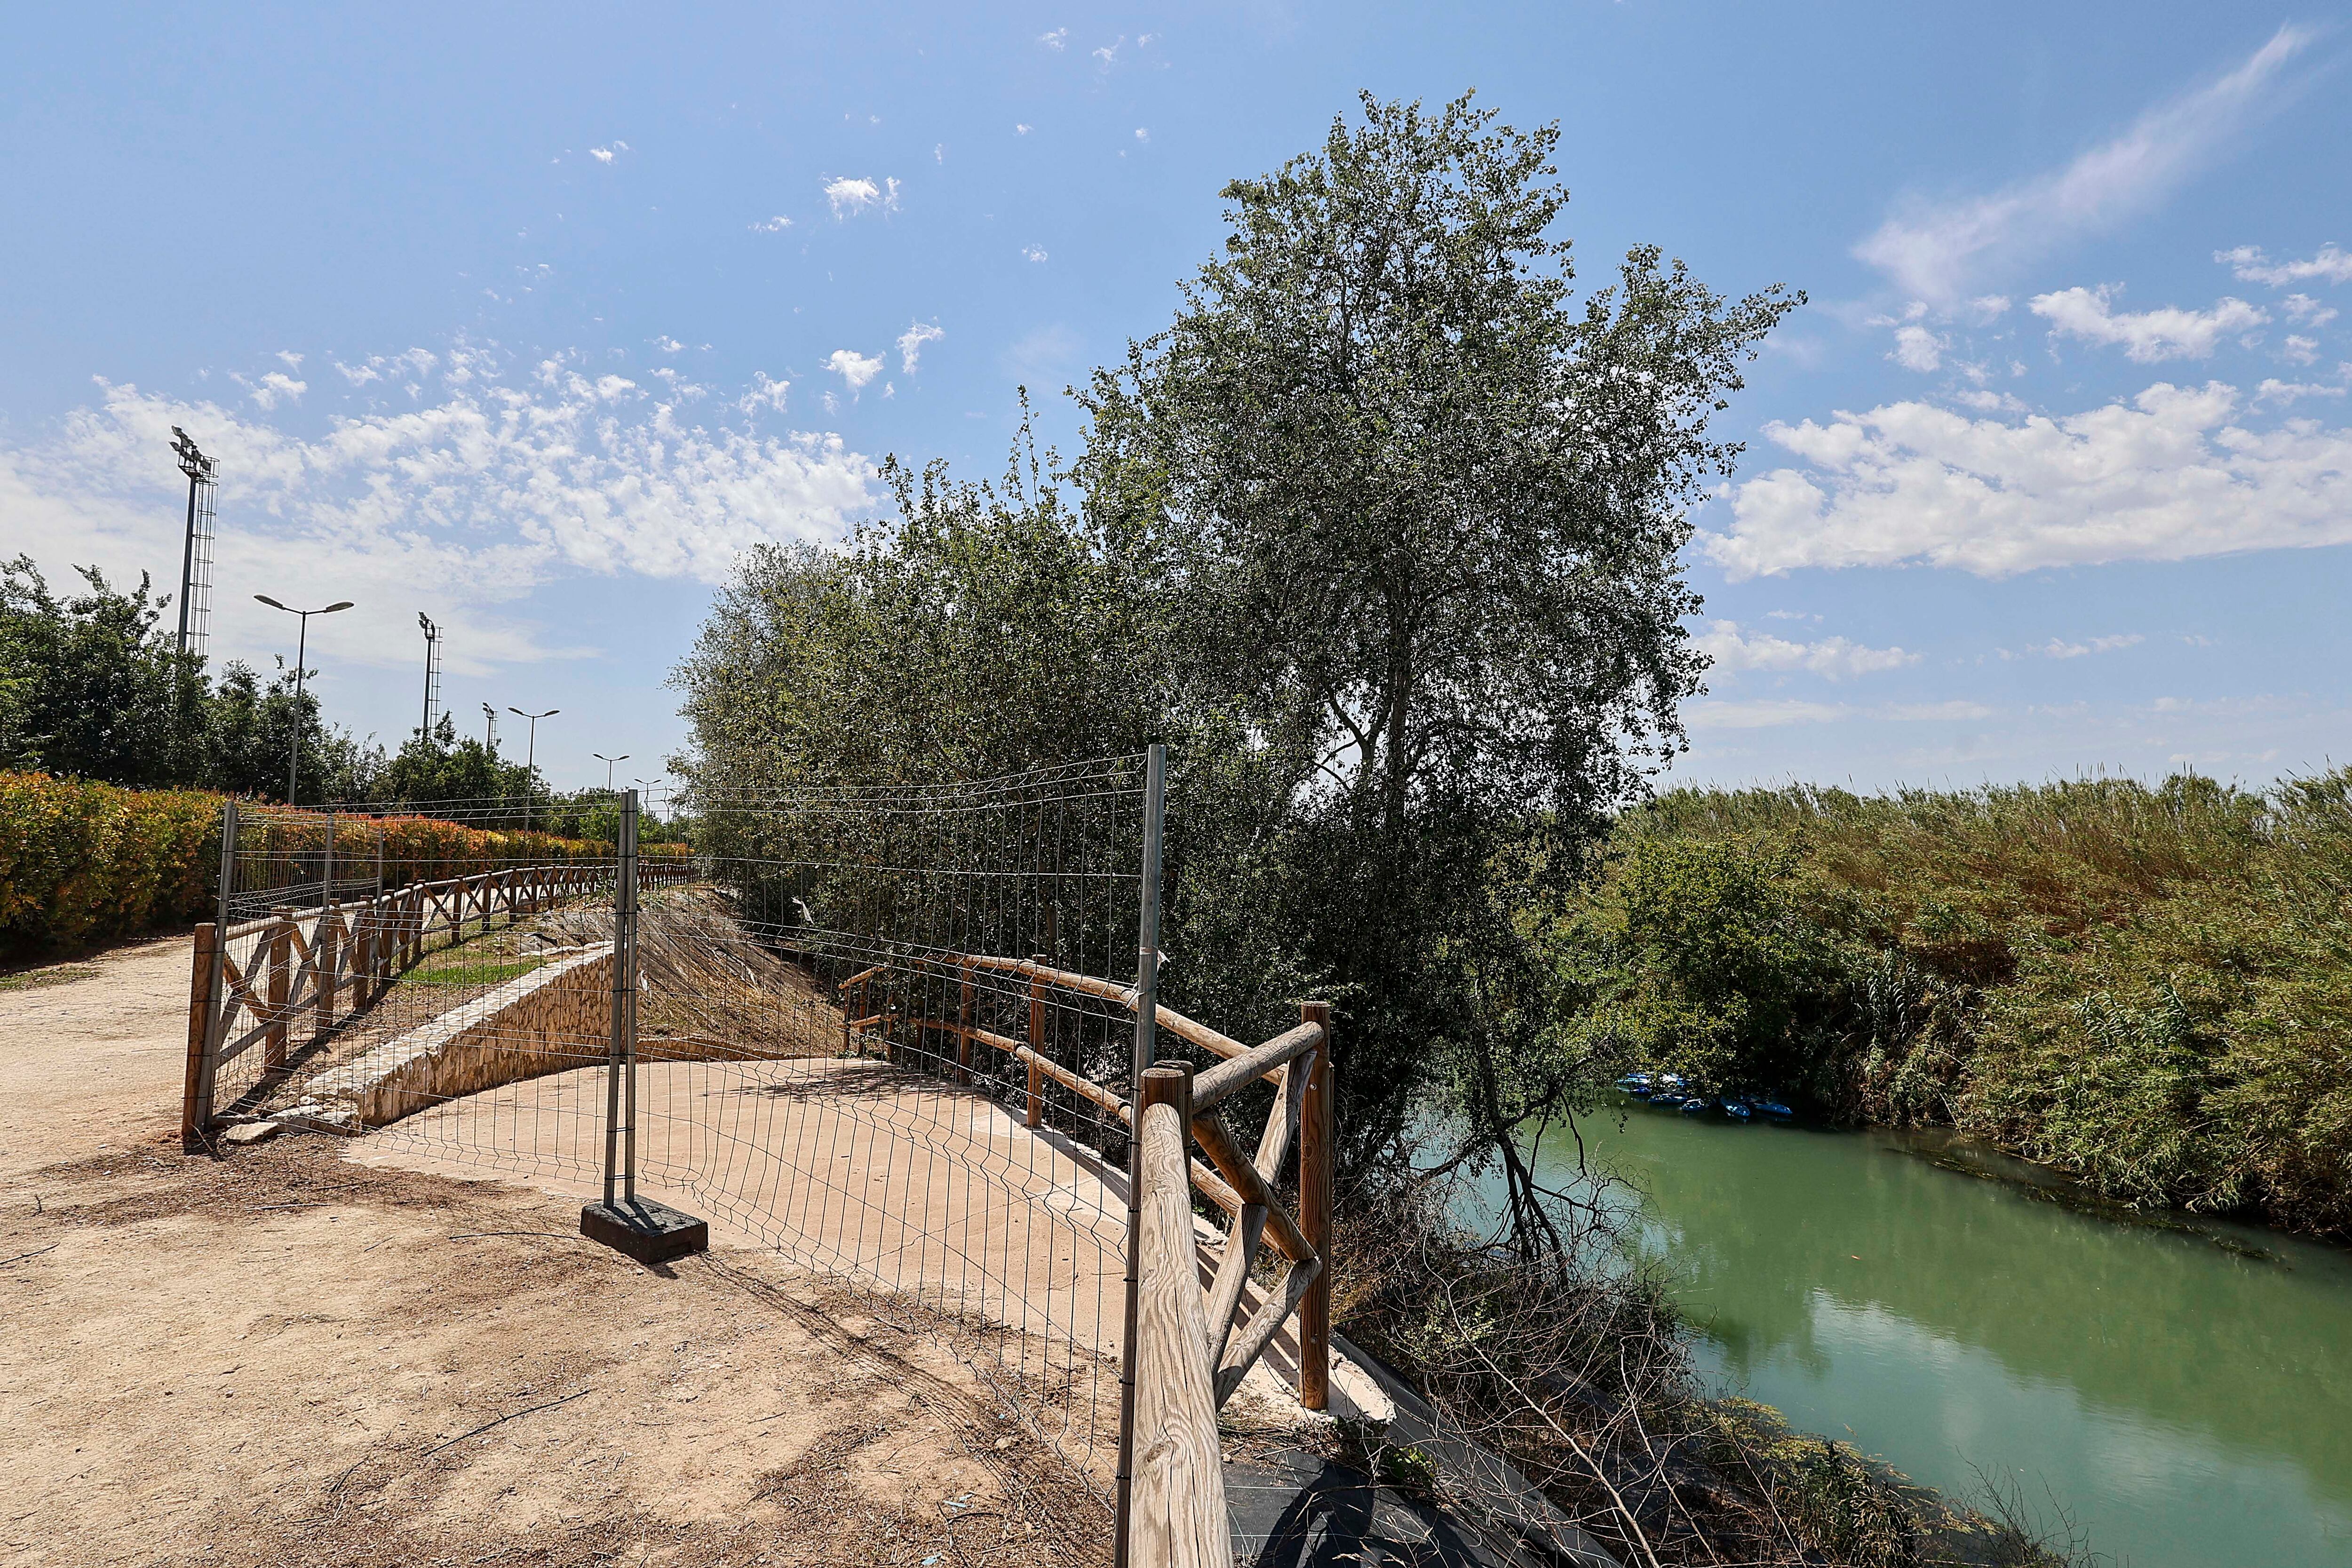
xmin=170 ymin=428 xmax=217 ymax=662
xmin=482 ymin=702 xmax=499 ymax=752
xmin=417 ymin=614 xmax=443 ymax=741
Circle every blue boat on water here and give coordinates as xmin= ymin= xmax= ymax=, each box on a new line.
xmin=1679 ymin=1096 xmax=1711 ymax=1116
xmin=1754 ymin=1098 xmax=1795 ymax=1121
xmin=1616 ymin=1072 xmax=1655 ymax=1099
xmin=1722 ymin=1099 xmax=1755 ymax=1122
xmin=1653 ymin=1092 xmax=1686 ymax=1109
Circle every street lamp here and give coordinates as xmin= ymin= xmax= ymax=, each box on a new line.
xmin=593 ymin=753 xmax=629 ymax=794
xmin=509 ymin=708 xmax=559 ymax=829
xmin=254 ymin=595 xmax=354 ymax=804
xmin=481 ymin=702 xmax=498 ymax=752
xmin=508 ymin=708 xmax=559 ymax=777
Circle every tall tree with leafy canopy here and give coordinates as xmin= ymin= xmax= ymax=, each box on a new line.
xmin=1078 ymin=91 xmax=1798 ymax=1198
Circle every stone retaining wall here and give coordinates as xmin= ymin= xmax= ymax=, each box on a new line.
xmin=309 ymin=945 xmax=614 ymax=1127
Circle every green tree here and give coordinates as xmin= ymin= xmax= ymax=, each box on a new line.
xmin=0 ymin=556 xmax=203 ymax=784
xmin=1076 ymin=91 xmax=1798 ymax=1187
xmin=203 ymin=657 xmax=384 ymax=804
xmin=376 ymin=715 xmax=540 ymax=814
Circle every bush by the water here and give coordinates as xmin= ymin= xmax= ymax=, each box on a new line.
xmin=0 ymin=771 xmax=654 ymax=955
xmin=1553 ymin=771 xmax=2352 ymax=1237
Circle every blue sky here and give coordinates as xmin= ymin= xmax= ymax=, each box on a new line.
xmin=3 ymin=4 xmax=2348 ymax=794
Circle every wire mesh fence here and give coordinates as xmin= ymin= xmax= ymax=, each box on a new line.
xmin=183 ymin=759 xmax=1162 ymax=1498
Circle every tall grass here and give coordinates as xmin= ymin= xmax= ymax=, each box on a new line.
xmin=1580 ymin=770 xmax=2352 ymax=1238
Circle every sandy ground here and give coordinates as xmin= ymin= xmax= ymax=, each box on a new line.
xmin=0 ymin=938 xmax=1114 ymax=1568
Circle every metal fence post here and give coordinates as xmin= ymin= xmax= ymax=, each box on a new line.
xmin=603 ymin=792 xmax=639 ymax=1208
xmin=1114 ymin=741 xmax=1167 ymax=1568
xmin=621 ymin=789 xmax=641 ymax=1204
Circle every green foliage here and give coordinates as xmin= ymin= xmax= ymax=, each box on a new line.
xmin=0 ymin=770 xmax=637 ymax=955
xmin=1 ymin=557 xmax=204 ymax=785
xmin=376 ymin=714 xmax=541 ymax=811
xmin=0 ymin=554 xmax=384 ymax=802
xmin=0 ymin=772 xmax=219 ymax=950
xmin=1560 ymin=772 xmax=2352 ymax=1237
xmin=674 ymin=93 xmax=1792 ymax=1196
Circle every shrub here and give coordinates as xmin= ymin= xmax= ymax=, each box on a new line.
xmin=0 ymin=772 xmax=217 ymax=951
xmin=0 ymin=771 xmax=665 ymax=957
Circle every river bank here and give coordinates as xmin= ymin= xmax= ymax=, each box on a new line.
xmin=1543 ymin=1097 xmax=2352 ymax=1568
xmin=1539 ymin=774 xmax=2352 ymax=1244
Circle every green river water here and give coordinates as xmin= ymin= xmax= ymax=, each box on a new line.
xmin=1538 ymin=1100 xmax=2352 ymax=1567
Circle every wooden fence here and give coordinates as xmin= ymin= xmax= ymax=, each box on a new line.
xmin=180 ymin=860 xmax=620 ymax=1146
xmin=839 ymin=957 xmax=1332 ymax=1568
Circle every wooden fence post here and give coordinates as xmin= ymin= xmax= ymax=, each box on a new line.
xmin=182 ymin=923 xmax=218 ymax=1150
xmin=1298 ymin=1000 xmax=1334 ymax=1411
xmin=1128 ymin=1061 xmax=1228 ymax=1568
xmin=314 ymin=909 xmax=339 ymax=1038
xmin=957 ymin=963 xmax=975 ymax=1086
xmin=263 ymin=910 xmax=293 ymax=1072
xmin=1025 ymin=955 xmax=1047 ymax=1129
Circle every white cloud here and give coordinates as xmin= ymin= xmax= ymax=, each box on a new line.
xmin=1015 ymin=123 xmax=1032 ymax=136
xmin=1854 ymin=26 xmax=2313 ymax=302
xmin=2218 ymin=243 xmax=2352 ymax=287
xmin=2036 ymin=633 xmax=2144 ymax=659
xmin=738 ymin=373 xmax=789 ymax=415
xmin=588 ymin=141 xmax=628 ymax=165
xmin=333 ymin=349 xmax=438 ymax=390
xmin=749 ymin=215 xmax=792 ymax=233
xmin=2255 ymin=377 xmax=2348 ymax=404
xmin=275 ymin=350 xmax=304 ymax=370
xmin=2028 ymin=285 xmax=2267 ymax=361
xmin=1093 ymin=37 xmax=1123 ymax=65
xmin=652 ymin=335 xmax=683 ymax=355
xmin=1021 ymin=245 xmax=1049 ymax=263
xmin=825 ymin=348 xmax=884 ymax=392
xmin=1038 ymin=27 xmax=1066 ymax=49
xmin=1695 ymin=620 xmax=1918 ymax=680
xmin=2282 ymin=335 xmax=2320 ymax=366
xmin=823 ymin=176 xmax=899 ymax=218
xmin=1889 ymin=323 xmax=1945 ymax=373
xmin=246 ymin=371 xmax=307 ymax=410
xmin=1708 ymin=379 xmax=2352 ymax=579
xmin=1134 ymin=127 xmax=1149 ymax=142
xmin=0 ymin=350 xmax=877 ymax=678
xmin=895 ymin=320 xmax=945 ymax=374
xmin=2282 ymin=293 xmax=2338 ymax=326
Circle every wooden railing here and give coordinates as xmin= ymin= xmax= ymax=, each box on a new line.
xmin=838 ymin=957 xmax=1334 ymax=1568
xmin=181 ymin=860 xmax=620 ymax=1146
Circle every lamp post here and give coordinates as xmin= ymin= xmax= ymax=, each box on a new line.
xmin=593 ymin=753 xmax=629 ymax=795
xmin=481 ymin=702 xmax=498 ymax=753
xmin=254 ymin=595 xmax=354 ymax=804
xmin=509 ymin=708 xmax=559 ymax=828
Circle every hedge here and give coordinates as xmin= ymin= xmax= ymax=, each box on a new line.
xmin=0 ymin=772 xmax=675 ymax=955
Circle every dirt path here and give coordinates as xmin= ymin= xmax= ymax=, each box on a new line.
xmin=0 ymin=937 xmax=194 ymax=1179
xmin=0 ymin=939 xmax=1111 ymax=1567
